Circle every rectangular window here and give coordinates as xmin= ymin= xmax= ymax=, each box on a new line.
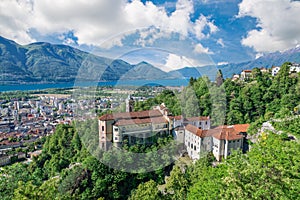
xmin=115 ymin=137 xmax=118 ymax=140
xmin=102 ymin=126 xmax=104 ymax=131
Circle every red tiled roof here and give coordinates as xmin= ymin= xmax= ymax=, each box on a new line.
xmin=185 ymin=123 xmax=249 ymax=140
xmin=185 ymin=124 xmax=204 ymax=137
xmin=186 ymin=116 xmax=210 ymax=121
xmin=212 ymin=128 xmax=243 ymax=140
xmin=115 ymin=116 xmax=167 ymax=126
xmin=211 ymin=124 xmax=249 ymax=140
xmin=99 ymin=110 xmax=162 ymax=121
xmin=233 ymin=124 xmax=249 ymax=132
xmin=242 ymin=70 xmax=252 ymax=73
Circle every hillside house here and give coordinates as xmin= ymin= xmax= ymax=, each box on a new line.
xmin=272 ymin=63 xmax=300 ymax=76
xmin=271 ymin=66 xmax=281 ymax=76
xmin=240 ymin=70 xmax=252 ymax=81
xmin=231 ymin=74 xmax=240 ymax=81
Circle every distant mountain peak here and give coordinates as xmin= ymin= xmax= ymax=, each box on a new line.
xmin=1 ymin=35 xmax=300 ymax=84
xmin=135 ymin=61 xmax=151 ymax=65
xmin=0 ymin=35 xmax=173 ymax=84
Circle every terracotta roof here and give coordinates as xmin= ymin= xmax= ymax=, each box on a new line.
xmin=211 ymin=125 xmax=246 ymax=141
xmin=99 ymin=110 xmax=162 ymax=121
xmin=233 ymin=124 xmax=249 ymax=132
xmin=185 ymin=124 xmax=250 ymax=140
xmin=114 ymin=116 xmax=167 ymax=126
xmin=151 ymin=116 xmax=168 ymax=124
xmin=212 ymin=129 xmax=243 ymax=140
xmin=186 ymin=116 xmax=210 ymax=121
xmin=185 ymin=124 xmax=203 ymax=137
xmin=242 ymin=70 xmax=252 ymax=73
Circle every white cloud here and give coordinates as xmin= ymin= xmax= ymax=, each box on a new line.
xmin=238 ymin=0 xmax=300 ymax=52
xmin=0 ymin=0 xmax=218 ymax=48
xmin=0 ymin=0 xmax=35 ymax=44
xmin=194 ymin=43 xmax=213 ymax=54
xmin=217 ymin=38 xmax=225 ymax=47
xmin=193 ymin=15 xmax=218 ymax=40
xmin=217 ymin=62 xmax=228 ymax=65
xmin=164 ymin=53 xmax=199 ymax=71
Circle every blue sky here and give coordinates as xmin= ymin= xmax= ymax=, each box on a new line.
xmin=1 ymin=0 xmax=300 ymax=71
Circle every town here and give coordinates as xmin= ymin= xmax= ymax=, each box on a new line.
xmin=1 ymin=63 xmax=299 ymax=166
xmin=0 ymin=86 xmax=178 ymax=166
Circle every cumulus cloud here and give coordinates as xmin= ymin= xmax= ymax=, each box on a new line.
xmin=194 ymin=43 xmax=213 ymax=54
xmin=193 ymin=15 xmax=218 ymax=40
xmin=0 ymin=0 xmax=218 ymax=48
xmin=238 ymin=0 xmax=300 ymax=52
xmin=164 ymin=53 xmax=200 ymax=71
xmin=0 ymin=0 xmax=35 ymax=44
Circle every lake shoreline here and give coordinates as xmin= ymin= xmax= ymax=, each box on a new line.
xmin=0 ymin=79 xmax=189 ymax=92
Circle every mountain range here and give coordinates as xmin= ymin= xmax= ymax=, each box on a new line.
xmin=1 ymin=36 xmax=300 ymax=85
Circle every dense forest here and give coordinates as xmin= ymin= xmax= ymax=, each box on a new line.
xmin=1 ymin=62 xmax=300 ymax=199
xmin=135 ymin=62 xmax=300 ymax=133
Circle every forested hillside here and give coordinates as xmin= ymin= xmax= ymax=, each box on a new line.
xmin=136 ymin=62 xmax=300 ymax=133
xmin=1 ymin=62 xmax=300 ymax=199
xmin=0 ymin=36 xmax=170 ymax=84
xmin=1 ymin=122 xmax=299 ymax=199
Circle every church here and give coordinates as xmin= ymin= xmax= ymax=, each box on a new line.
xmin=98 ymin=97 xmax=248 ymax=161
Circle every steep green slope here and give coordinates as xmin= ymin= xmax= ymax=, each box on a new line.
xmin=0 ymin=36 xmax=170 ymax=84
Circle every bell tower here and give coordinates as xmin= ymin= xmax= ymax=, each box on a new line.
xmin=125 ymin=94 xmax=134 ymax=112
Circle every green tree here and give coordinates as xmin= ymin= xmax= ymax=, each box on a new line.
xmin=129 ymin=180 xmax=162 ymax=200
xmin=165 ymin=165 xmax=189 ymax=200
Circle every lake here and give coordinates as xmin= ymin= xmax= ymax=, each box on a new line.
xmin=0 ymin=79 xmax=189 ymax=92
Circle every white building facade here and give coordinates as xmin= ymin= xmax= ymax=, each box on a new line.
xmin=183 ymin=124 xmax=248 ymax=161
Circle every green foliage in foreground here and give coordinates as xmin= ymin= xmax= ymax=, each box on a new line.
xmin=272 ymin=117 xmax=300 ymax=138
xmin=129 ymin=133 xmax=300 ymax=200
xmin=0 ymin=122 xmax=173 ymax=200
